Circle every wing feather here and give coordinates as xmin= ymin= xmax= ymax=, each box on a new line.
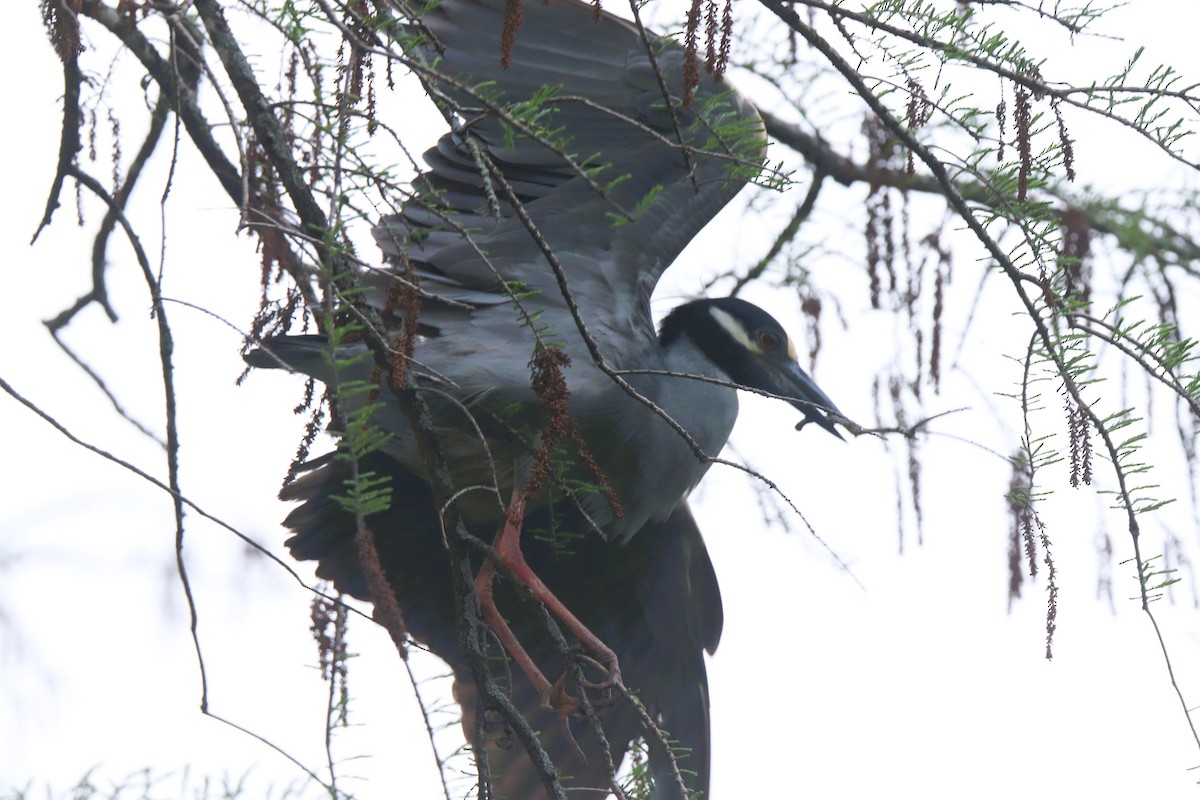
xmin=375 ymin=0 xmax=766 ymax=338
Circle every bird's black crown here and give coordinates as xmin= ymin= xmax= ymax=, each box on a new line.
xmin=659 ymin=297 xmax=790 ymax=368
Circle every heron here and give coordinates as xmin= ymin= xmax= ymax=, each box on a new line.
xmin=248 ymin=0 xmax=844 ymax=797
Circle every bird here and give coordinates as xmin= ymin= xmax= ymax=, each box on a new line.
xmin=246 ymin=0 xmax=844 ymax=797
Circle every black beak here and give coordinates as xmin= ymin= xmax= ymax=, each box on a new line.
xmin=758 ymin=356 xmax=844 ymax=440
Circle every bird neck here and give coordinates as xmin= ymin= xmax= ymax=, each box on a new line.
xmin=661 ymin=329 xmax=737 ymax=384
xmin=657 ymin=333 xmax=740 ymax=455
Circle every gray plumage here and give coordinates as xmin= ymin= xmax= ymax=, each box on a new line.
xmin=248 ymin=0 xmax=843 ymax=798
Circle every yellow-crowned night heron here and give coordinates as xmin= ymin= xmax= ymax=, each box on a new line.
xmin=248 ymin=0 xmax=843 ymax=797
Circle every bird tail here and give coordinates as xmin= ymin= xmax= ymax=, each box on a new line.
xmin=649 ymin=672 xmax=713 ymax=800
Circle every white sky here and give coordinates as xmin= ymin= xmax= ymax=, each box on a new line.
xmin=3 ymin=1 xmax=1200 ymax=798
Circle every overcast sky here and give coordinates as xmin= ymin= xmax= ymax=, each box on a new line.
xmin=3 ymin=1 xmax=1200 ymax=797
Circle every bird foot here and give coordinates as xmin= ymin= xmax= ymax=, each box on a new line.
xmin=573 ymin=650 xmax=623 ymax=694
xmin=543 ymin=674 xmax=583 ymax=714
xmin=537 ymin=651 xmax=624 ymax=719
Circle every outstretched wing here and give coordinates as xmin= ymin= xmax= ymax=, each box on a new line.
xmin=375 ymin=0 xmax=767 ymax=341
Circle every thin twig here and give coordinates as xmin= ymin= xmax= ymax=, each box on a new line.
xmin=763 ymin=0 xmax=1200 ymax=751
xmin=68 ymin=165 xmax=201 ymax=709
xmin=33 ymin=0 xmax=84 ymax=244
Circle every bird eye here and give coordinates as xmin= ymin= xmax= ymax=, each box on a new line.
xmin=757 ymin=330 xmax=782 ymax=351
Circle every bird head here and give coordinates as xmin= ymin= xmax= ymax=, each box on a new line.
xmin=659 ymin=297 xmax=844 ymax=438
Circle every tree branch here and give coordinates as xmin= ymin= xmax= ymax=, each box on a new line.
xmin=79 ymin=0 xmax=244 ymax=204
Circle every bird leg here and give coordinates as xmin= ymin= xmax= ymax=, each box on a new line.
xmin=474 ymin=486 xmax=622 ymax=710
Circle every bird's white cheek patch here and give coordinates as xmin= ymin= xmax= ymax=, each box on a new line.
xmin=709 ymin=306 xmax=759 ymax=354
xmin=786 ymin=337 xmax=798 ymax=361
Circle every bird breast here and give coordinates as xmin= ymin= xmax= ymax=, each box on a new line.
xmin=577 ymin=333 xmax=739 ymax=545
xmin=362 ymin=322 xmax=739 ymax=546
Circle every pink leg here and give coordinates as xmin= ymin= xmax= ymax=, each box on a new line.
xmin=473 ymin=487 xmax=622 ymax=708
